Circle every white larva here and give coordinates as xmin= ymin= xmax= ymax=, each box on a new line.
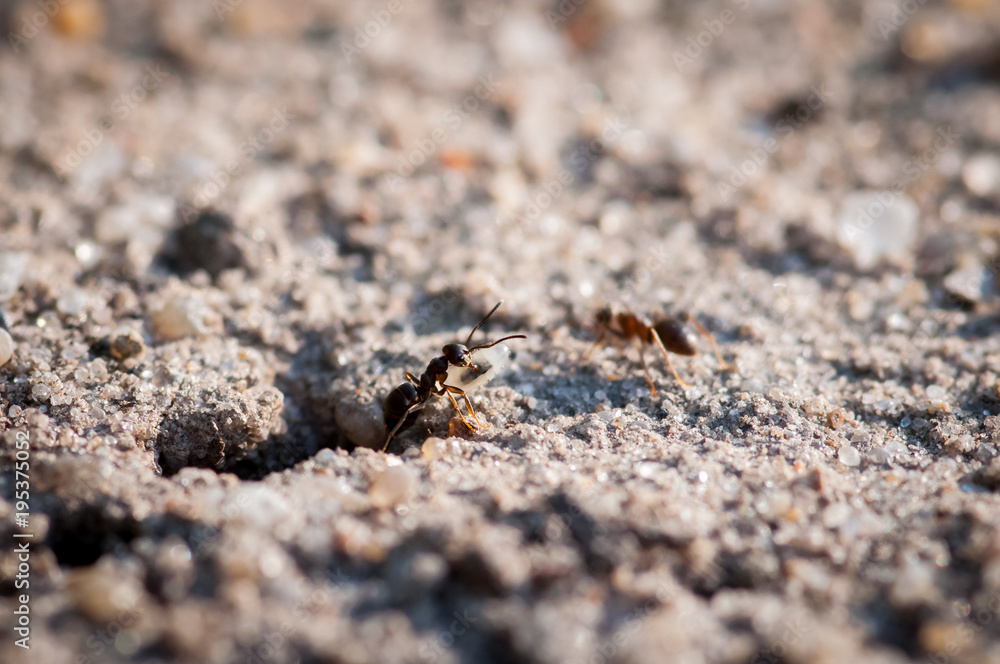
xmin=443 ymin=343 xmax=511 ymax=392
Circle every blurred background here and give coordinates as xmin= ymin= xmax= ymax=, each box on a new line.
xmin=2 ymin=0 xmax=1000 ymax=662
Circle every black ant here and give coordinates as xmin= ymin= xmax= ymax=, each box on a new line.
xmin=382 ymin=300 xmax=525 ymax=450
xmin=585 ymin=307 xmax=733 ymax=396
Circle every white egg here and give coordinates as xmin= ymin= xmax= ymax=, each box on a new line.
xmin=443 ymin=344 xmax=511 ymax=392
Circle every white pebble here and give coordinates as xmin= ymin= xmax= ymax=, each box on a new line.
xmin=838 ymin=444 xmax=861 ymax=467
xmin=314 ymin=448 xmax=336 ymax=464
xmin=599 ymin=200 xmax=631 ymax=235
xmin=0 ymin=328 xmax=13 ymax=366
xmin=925 ymin=385 xmax=946 ymax=400
xmin=962 ymin=153 xmax=1000 ymax=196
xmin=95 ymin=197 xmax=174 ymax=244
xmin=836 ymin=191 xmax=919 ymax=270
xmin=885 ymin=439 xmax=907 ymax=455
xmin=944 ymin=260 xmax=991 ymax=303
xmin=823 ymin=503 xmax=850 ymax=528
xmin=57 ymin=288 xmax=89 ymax=315
xmin=150 ymin=297 xmax=207 ymax=341
xmin=368 ymin=466 xmax=417 ymax=509
xmin=421 ymin=437 xmax=459 ymax=460
xmin=74 ymin=242 xmax=103 ymax=269
xmin=31 ymin=383 xmax=51 ymax=402
xmin=0 ymin=252 xmax=29 ymax=301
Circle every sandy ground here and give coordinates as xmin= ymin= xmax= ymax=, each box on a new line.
xmin=2 ymin=0 xmax=1000 ymax=662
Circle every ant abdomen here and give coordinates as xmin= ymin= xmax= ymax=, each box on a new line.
xmin=651 ymin=319 xmax=697 ymax=356
xmin=383 ymin=382 xmax=421 ymax=437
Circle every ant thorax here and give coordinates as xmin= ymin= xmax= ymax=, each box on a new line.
xmin=443 ymin=343 xmax=512 ymax=393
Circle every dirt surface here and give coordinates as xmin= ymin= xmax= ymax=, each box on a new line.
xmin=2 ymin=1 xmax=1000 ymax=662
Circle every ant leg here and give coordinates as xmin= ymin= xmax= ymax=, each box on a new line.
xmin=649 ymin=328 xmax=689 ymax=387
xmin=635 ymin=344 xmax=659 ymax=397
xmin=684 ymin=315 xmax=734 ymax=371
xmin=583 ymin=330 xmax=606 ymax=361
xmin=443 ymin=389 xmax=479 ymax=431
xmin=445 ymin=385 xmax=486 ymax=428
xmin=383 ymin=402 xmax=424 ymax=451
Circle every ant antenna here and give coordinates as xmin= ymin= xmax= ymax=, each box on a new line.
xmin=463 ymin=300 xmax=505 ymax=347
xmin=469 ymin=334 xmax=527 ymax=353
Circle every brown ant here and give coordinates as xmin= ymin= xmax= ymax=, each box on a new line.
xmin=585 ymin=307 xmax=733 ymax=396
xmin=382 ymin=300 xmax=525 ymax=450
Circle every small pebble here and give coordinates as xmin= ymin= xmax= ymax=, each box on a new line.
xmin=836 ymin=191 xmax=919 ymax=270
xmin=52 ymin=0 xmax=106 ymax=40
xmin=110 ymin=332 xmax=145 ymax=360
xmin=0 ymin=252 xmax=28 ymax=301
xmin=314 ymin=448 xmax=336 ymax=464
xmin=943 ymin=263 xmax=992 ymax=304
xmin=885 ymin=439 xmax=907 ymax=456
xmin=74 ymin=241 xmax=103 ymax=269
xmin=166 ymin=210 xmax=248 ymax=278
xmin=925 ymin=385 xmax=946 ymax=400
xmin=850 ymin=429 xmax=870 ymax=444
xmin=0 ymin=328 xmax=13 ymax=366
xmin=962 ymin=153 xmax=1000 ymax=196
xmin=421 ymin=436 xmax=458 ymax=460
xmin=334 ymin=398 xmax=385 ymax=450
xmin=150 ymin=297 xmax=208 ymax=341
xmin=838 ymin=444 xmax=861 ymax=467
xmin=31 ymin=383 xmax=52 ymax=402
xmin=369 ymin=466 xmax=417 ymax=509
xmin=868 ymin=447 xmax=891 ymax=465
xmin=56 ymin=288 xmax=89 ymax=315
xmin=598 ymin=200 xmax=631 ymax=235
xmin=67 ymin=562 xmax=145 ymax=624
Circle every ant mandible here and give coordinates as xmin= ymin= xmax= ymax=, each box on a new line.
xmin=585 ymin=307 xmax=733 ymax=396
xmin=382 ymin=300 xmax=525 ymax=450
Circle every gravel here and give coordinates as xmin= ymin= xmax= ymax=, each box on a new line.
xmin=2 ymin=1 xmax=1000 ymax=663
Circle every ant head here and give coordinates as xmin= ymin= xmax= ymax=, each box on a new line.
xmin=442 ymin=343 xmax=472 ymax=366
xmin=595 ymin=308 xmax=612 ymax=325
